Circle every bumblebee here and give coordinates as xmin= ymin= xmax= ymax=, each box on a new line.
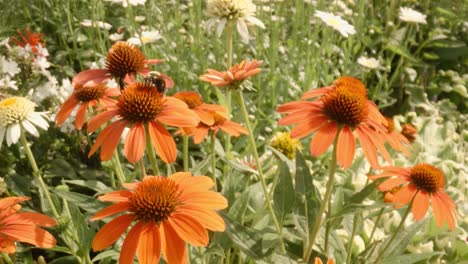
xmin=144 ymin=71 xmax=167 ymax=94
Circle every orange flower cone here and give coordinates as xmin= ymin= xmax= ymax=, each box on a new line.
xmin=200 ymin=59 xmax=262 ymax=88
xmin=87 ymin=82 xmax=199 ymax=164
xmin=90 ymin=173 xmax=227 ymax=264
xmin=56 ymin=82 xmax=119 ymax=130
xmin=369 ymin=164 xmax=457 ymax=230
xmin=0 ymin=197 xmax=56 ymax=253
xmin=277 ymin=77 xmax=398 ymax=169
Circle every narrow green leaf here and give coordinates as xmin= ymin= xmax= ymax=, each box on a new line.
xmin=63 ymin=180 xmax=109 ymax=193
xmin=91 ymin=250 xmax=120 ymax=262
xmin=385 ymin=44 xmax=420 ymax=63
xmin=273 ymin=162 xmax=295 ymax=226
xmin=381 ymin=252 xmax=443 ymax=264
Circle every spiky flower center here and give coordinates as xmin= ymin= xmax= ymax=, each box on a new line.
xmin=117 ymin=82 xmax=164 ymax=123
xmin=105 ymin=41 xmax=146 ymax=78
xmin=333 ymin=76 xmax=368 ymax=97
xmin=129 ymin=177 xmax=181 ymax=223
xmin=173 ymin=91 xmax=203 ymax=109
xmin=74 ymin=83 xmax=107 ymax=102
xmin=207 ymin=0 xmax=256 ymax=20
xmin=410 ymin=164 xmax=445 ymax=193
xmin=322 ymin=87 xmax=369 ymax=127
xmin=0 ymin=97 xmax=36 ymax=127
xmin=270 ymin=132 xmax=301 ymax=159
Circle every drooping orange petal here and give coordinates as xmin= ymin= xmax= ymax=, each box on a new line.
xmin=430 ymin=192 xmax=445 ymax=229
xmin=176 ymin=206 xmax=225 ymax=231
xmin=167 ymin=214 xmax=208 ymax=246
xmin=301 ymin=86 xmax=333 ymax=100
xmin=433 ymin=192 xmax=457 ymax=230
xmin=336 ymin=126 xmax=355 ymax=169
xmin=73 ymin=69 xmax=110 ymax=86
xmin=92 ymin=214 xmax=134 ymax=251
xmin=119 ymin=221 xmax=145 ymax=264
xmin=124 ymin=123 xmax=146 ymax=164
xmin=98 ymin=190 xmax=133 ymax=202
xmin=90 ymin=202 xmax=130 ymax=221
xmin=194 ymin=108 xmax=214 ymax=125
xmin=219 ymin=121 xmax=248 ymax=136
xmin=412 ymin=190 xmax=429 ymax=221
xmin=290 ymin=115 xmax=328 ymax=139
xmin=87 ymin=110 xmax=119 ymax=133
xmin=148 ymin=121 xmax=177 ymax=163
xmin=94 ymin=120 xmax=128 ymax=161
xmin=1 ymin=225 xmax=56 ymax=248
xmin=161 ymin=222 xmax=187 ymax=264
xmin=309 ymin=121 xmax=338 ymax=157
xmin=158 ymin=108 xmax=199 ymax=128
xmin=278 ymin=110 xmax=319 ymax=126
xmin=362 ymin=126 xmax=392 ymax=164
xmin=378 ymin=178 xmax=408 ymax=192
xmin=56 ymin=96 xmax=79 ymax=126
xmin=393 ymin=184 xmax=417 ymax=208
xmin=0 ymin=197 xmax=30 ymax=210
xmin=74 ymin=103 xmax=88 ymax=130
xmin=356 ymin=126 xmax=379 ymax=169
xmin=4 ymin=212 xmax=56 ymax=227
xmin=179 ymin=191 xmax=228 ymax=210
xmin=192 ymin=126 xmax=209 ymax=144
xmin=137 ymin=222 xmax=161 ymax=264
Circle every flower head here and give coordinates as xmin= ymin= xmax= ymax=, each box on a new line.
xmin=80 ymin=19 xmax=112 ymax=30
xmin=277 ymin=77 xmax=401 ymax=169
xmin=357 ymin=56 xmax=380 ymax=69
xmin=314 ymin=11 xmax=356 ymax=37
xmin=270 ymin=132 xmax=302 ymax=159
xmin=88 ymin=82 xmax=199 ymax=163
xmin=401 ymin=123 xmax=417 ymax=142
xmin=200 ymin=59 xmax=262 ymax=89
xmin=127 ymin=30 xmax=162 ymax=46
xmin=206 ymin=0 xmax=265 ymax=43
xmin=56 ymin=82 xmax=120 ymax=130
xmin=90 ymin=173 xmax=227 ymax=264
xmin=173 ymin=91 xmax=227 ymax=125
xmin=399 ymin=7 xmax=427 ymax=24
xmin=315 ymin=257 xmax=335 ymax=264
xmin=0 ymin=97 xmax=49 ymax=148
xmin=0 ymin=196 xmax=56 ymax=253
xmin=10 ymin=29 xmax=44 ymax=54
xmin=73 ymin=41 xmax=171 ymax=90
xmin=369 ymin=164 xmax=457 ymax=230
xmin=104 ymin=0 xmax=146 ymax=7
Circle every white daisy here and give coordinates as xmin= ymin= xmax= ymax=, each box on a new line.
xmin=0 ymin=97 xmax=49 ymax=148
xmin=109 ymin=33 xmax=124 ymax=42
xmin=103 ymin=0 xmax=146 ymax=7
xmin=127 ymin=30 xmax=162 ymax=46
xmin=0 ymin=56 xmax=20 ymax=77
xmin=80 ymin=19 xmax=112 ymax=30
xmin=205 ymin=0 xmax=265 ymax=43
xmin=357 ymin=56 xmax=380 ymax=69
xmin=314 ymin=10 xmax=356 ymax=37
xmin=399 ymin=7 xmax=427 ymax=24
xmin=0 ymin=76 xmax=18 ymax=90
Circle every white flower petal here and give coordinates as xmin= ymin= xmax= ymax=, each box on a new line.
xmin=6 ymin=124 xmax=20 ymax=146
xmin=216 ymin=18 xmax=227 ymax=37
xmin=27 ymin=112 xmax=49 ymax=130
xmin=22 ymin=119 xmax=39 ymax=137
xmin=236 ymin=20 xmax=250 ymax=44
xmin=245 ymin=16 xmax=265 ymax=29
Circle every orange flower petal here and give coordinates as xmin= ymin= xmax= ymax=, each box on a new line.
xmin=356 ymin=126 xmax=379 ymax=169
xmin=98 ymin=190 xmax=132 ymax=202
xmin=194 ymin=109 xmax=214 ymax=125
xmin=119 ymin=221 xmax=145 ymax=264
xmin=192 ymin=126 xmax=209 ymax=144
xmin=0 ymin=239 xmax=16 ymax=253
xmin=99 ymin=120 xmax=128 ymax=161
xmin=56 ymin=96 xmax=79 ymax=126
xmin=179 ymin=191 xmax=228 ymax=210
xmin=431 ymin=192 xmax=445 ymax=229
xmin=301 ymin=86 xmax=333 ymax=100
xmin=74 ymin=103 xmax=88 ymax=130
xmin=393 ymin=184 xmax=417 ymax=208
xmin=378 ymin=178 xmax=408 ymax=192
xmin=169 ymin=172 xmax=192 ymax=184
xmin=219 ymin=121 xmax=248 ymax=136
xmin=290 ymin=115 xmax=328 ymax=139
xmin=309 ymin=121 xmax=338 ymax=157
xmin=124 ymin=123 xmax=146 ymax=163
xmin=4 ymin=212 xmax=56 ymax=227
xmin=412 ymin=190 xmax=429 ymax=221
xmin=433 ymin=192 xmax=457 ymax=230
xmin=148 ymin=121 xmax=177 ymax=163
xmin=137 ymin=222 xmax=161 ymax=264
xmin=90 ymin=202 xmax=130 ymax=221
xmin=92 ymin=214 xmax=134 ymax=251
xmin=276 ymin=101 xmax=321 ymax=114
xmin=278 ymin=110 xmax=319 ymax=126
xmin=1 ymin=224 xmax=56 ymax=248
xmin=336 ymin=126 xmax=355 ymax=169
xmin=177 ymin=176 xmax=215 ymax=193
xmin=167 ymin=213 xmax=208 ymax=246
xmin=158 ymin=108 xmax=199 ymax=128
xmin=161 ymin=222 xmax=187 ymax=264
xmin=73 ymin=69 xmax=110 ymax=86
xmin=0 ymin=197 xmax=30 ymax=210
xmin=87 ymin=110 xmax=119 ymax=133
xmin=176 ymin=205 xmax=225 ymax=231
xmin=314 ymin=257 xmax=324 ymax=264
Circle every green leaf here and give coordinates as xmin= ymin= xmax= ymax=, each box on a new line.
xmin=268 ymin=146 xmax=295 ymax=171
xmin=349 ymin=180 xmax=383 ymax=204
xmin=45 ymin=159 xmax=77 ymax=179
xmin=273 ymin=162 xmax=295 ymax=226
xmin=386 ymin=218 xmax=429 ymax=257
xmin=53 ymin=189 xmax=105 ymax=213
xmin=204 ymin=244 xmax=226 ymax=257
xmin=48 ymin=256 xmax=80 ymax=264
xmin=385 ymin=44 xmax=420 ymax=63
xmin=381 ymin=252 xmax=444 ymax=264
xmin=91 ymin=250 xmax=120 ymax=262
xmin=63 ymin=180 xmax=109 ymax=193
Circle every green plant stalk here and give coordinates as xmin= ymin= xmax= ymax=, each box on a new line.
xmin=373 ymin=198 xmax=414 ymax=264
xmin=183 ymin=135 xmax=189 ymax=171
xmin=237 ymin=89 xmax=286 ymax=253
xmin=19 ymin=130 xmax=59 ymax=218
xmin=138 ymin=159 xmax=147 ymax=179
xmin=145 ymin=125 xmax=160 ymax=175
xmin=346 ymin=213 xmax=360 ymax=264
xmin=0 ymin=252 xmax=13 ymax=264
xmin=224 ymin=23 xmax=233 ymax=161
xmin=323 ymin=199 xmax=332 ymax=253
xmin=211 ymin=134 xmax=218 ymax=192
xmin=62 ymin=199 xmax=93 ymax=264
xmin=111 ymin=151 xmax=126 ymax=186
xmin=303 ymin=127 xmax=341 ymax=262
xmin=368 ymin=207 xmax=385 ymax=245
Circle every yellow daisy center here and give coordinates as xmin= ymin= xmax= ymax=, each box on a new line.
xmin=117 ymin=82 xmax=164 ymax=123
xmin=322 ymin=86 xmax=369 ymax=127
xmin=410 ymin=164 xmax=445 ymax=193
xmin=0 ymin=97 xmax=36 ymax=127
xmin=173 ymin=91 xmax=203 ymax=109
xmin=74 ymin=83 xmax=107 ymax=102
xmin=270 ymin=132 xmax=302 ymax=159
xmin=105 ymin=41 xmax=146 ymax=78
xmin=129 ymin=177 xmax=181 ymax=223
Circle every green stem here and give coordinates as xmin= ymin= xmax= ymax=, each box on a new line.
xmin=237 ymin=90 xmax=286 ymax=253
xmin=303 ymin=127 xmax=342 ymax=262
xmin=211 ymin=135 xmax=218 ymax=192
xmin=0 ymin=252 xmax=13 ymax=264
xmin=111 ymin=151 xmax=126 ymax=186
xmin=183 ymin=135 xmax=189 ymax=171
xmin=20 ymin=130 xmax=59 ymax=218
xmin=368 ymin=207 xmax=385 ymax=245
xmin=145 ymin=125 xmax=160 ymax=175
xmin=324 ymin=199 xmax=332 ymax=253
xmin=223 ymin=23 xmax=234 ymax=175
xmin=138 ymin=159 xmax=147 ymax=179
xmin=373 ymin=198 xmax=414 ymax=264
xmin=346 ymin=213 xmax=360 ymax=264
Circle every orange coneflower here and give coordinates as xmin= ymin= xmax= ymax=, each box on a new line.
xmin=315 ymin=257 xmax=335 ymax=264
xmin=369 ymin=164 xmax=457 ymax=230
xmin=173 ymin=91 xmax=227 ymax=125
xmin=200 ymin=59 xmax=262 ymax=88
xmin=56 ymin=82 xmax=119 ymax=130
xmin=87 ymin=82 xmax=199 ymax=164
xmin=0 ymin=196 xmax=56 ymax=253
xmin=73 ymin=41 xmax=173 ymax=88
xmin=383 ymin=116 xmax=411 ymax=156
xmin=277 ymin=77 xmax=394 ymax=169
xmin=10 ymin=29 xmax=44 ymax=54
xmin=187 ymin=111 xmax=248 ymax=144
xmin=90 ymin=173 xmax=227 ymax=264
